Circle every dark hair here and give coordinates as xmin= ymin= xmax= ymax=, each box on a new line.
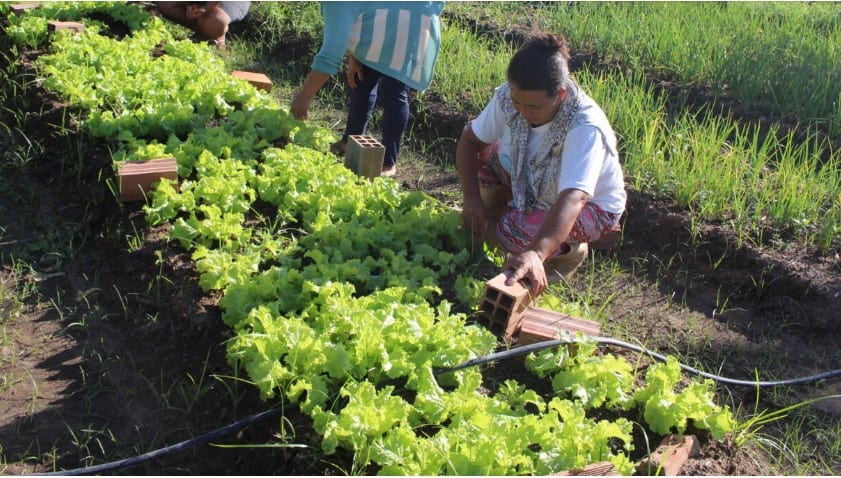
xmin=507 ymin=33 xmax=570 ymax=96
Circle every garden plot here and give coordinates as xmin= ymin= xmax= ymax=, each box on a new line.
xmin=1 ymin=2 xmax=839 ymax=475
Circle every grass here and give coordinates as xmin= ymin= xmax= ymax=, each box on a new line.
xmin=587 ymin=68 xmax=840 ymax=252
xmin=733 ymin=391 xmax=841 ymax=474
xmin=432 ymin=25 xmax=514 ymax=114
xmin=448 ymin=2 xmax=841 ymax=136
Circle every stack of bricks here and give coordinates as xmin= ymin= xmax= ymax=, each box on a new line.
xmin=477 ymin=272 xmax=601 ymax=346
xmin=478 ymin=272 xmax=532 ymax=341
xmin=231 ymin=70 xmax=273 ymax=92
xmin=117 ymin=158 xmax=178 ymax=202
xmin=345 ymin=135 xmax=385 ymax=179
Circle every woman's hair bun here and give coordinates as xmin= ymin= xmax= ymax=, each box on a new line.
xmin=507 ymin=32 xmax=571 ymax=94
xmin=528 ymin=32 xmax=570 ymax=60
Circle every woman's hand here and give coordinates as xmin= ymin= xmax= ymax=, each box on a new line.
xmin=503 ymin=249 xmax=548 ymax=297
xmin=347 ymin=54 xmax=364 ymax=89
xmin=461 ymin=195 xmax=487 ymax=240
xmin=291 ymin=70 xmax=332 ymax=120
xmin=290 ymin=92 xmax=312 ymax=120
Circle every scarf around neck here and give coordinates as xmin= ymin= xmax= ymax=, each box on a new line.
xmin=497 ymin=79 xmax=584 ymax=212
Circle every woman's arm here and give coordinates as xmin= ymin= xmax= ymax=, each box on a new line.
xmin=186 ymin=2 xmax=220 ymax=20
xmin=291 ymin=3 xmax=356 ymax=120
xmin=455 ymin=125 xmax=490 ymax=239
xmin=347 ymin=53 xmax=364 ymax=89
xmin=310 ymin=3 xmax=356 ymax=76
xmin=290 ymin=70 xmax=331 ymax=120
xmin=503 ymin=188 xmax=589 ymax=296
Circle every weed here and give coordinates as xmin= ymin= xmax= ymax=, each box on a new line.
xmin=65 ymin=424 xmax=116 ymax=468
xmin=209 ymin=373 xmax=253 ymax=418
xmin=178 ymin=351 xmax=216 ymax=415
xmin=6 ymin=258 xmax=38 ymax=302
xmin=734 ymin=390 xmax=841 ymax=475
xmin=111 ymin=284 xmax=130 ymax=321
xmin=149 ymin=250 xmax=174 ymax=301
xmin=712 ymin=285 xmax=733 ymax=317
xmin=125 ymin=220 xmax=145 ymax=252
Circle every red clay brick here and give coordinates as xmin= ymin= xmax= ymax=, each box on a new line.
xmin=635 ymin=434 xmax=700 ymax=476
xmin=552 ymin=461 xmax=620 ymax=476
xmin=10 ymin=3 xmax=40 ymax=15
xmin=231 ymin=70 xmax=273 ymax=92
xmin=478 ymin=272 xmax=531 ymax=340
xmin=117 ymin=158 xmax=178 ymax=202
xmin=47 ymin=21 xmax=85 ymax=33
xmin=517 ymin=307 xmax=600 ymax=350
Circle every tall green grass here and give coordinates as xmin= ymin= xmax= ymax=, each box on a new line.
xmin=579 ymin=68 xmax=841 ymax=250
xmin=431 ymin=25 xmax=514 ymax=112
xmin=247 ymin=2 xmax=322 ymax=41
xmin=449 ymin=2 xmax=841 ymax=136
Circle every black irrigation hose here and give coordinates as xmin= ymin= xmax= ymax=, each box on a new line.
xmin=435 ymin=336 xmax=841 ymax=387
xmin=35 ymin=406 xmax=289 ymax=476
xmin=29 ymin=336 xmax=841 ymax=476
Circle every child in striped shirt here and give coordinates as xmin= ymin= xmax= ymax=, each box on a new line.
xmin=291 ymin=2 xmax=444 ymax=176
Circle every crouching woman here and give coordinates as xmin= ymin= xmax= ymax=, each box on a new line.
xmin=456 ymin=32 xmax=626 ymax=297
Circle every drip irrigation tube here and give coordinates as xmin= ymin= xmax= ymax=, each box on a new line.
xmin=27 ymin=336 xmax=841 ymax=476
xmin=34 ymin=407 xmax=288 ymax=476
xmin=434 ymin=336 xmax=841 ymax=387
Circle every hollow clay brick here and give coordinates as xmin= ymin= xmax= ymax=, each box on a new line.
xmin=117 ymin=158 xmax=178 ymax=202
xmin=231 ymin=70 xmax=273 ymax=92
xmin=345 ymin=135 xmax=385 ymax=179
xmin=478 ymin=272 xmax=531 ymax=340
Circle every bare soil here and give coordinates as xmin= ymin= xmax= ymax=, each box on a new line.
xmin=1 ymin=10 xmax=840 ymax=477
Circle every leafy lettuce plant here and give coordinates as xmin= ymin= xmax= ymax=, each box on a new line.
xmin=634 ymin=357 xmax=736 ymax=439
xmin=528 ymin=339 xmax=736 ymax=441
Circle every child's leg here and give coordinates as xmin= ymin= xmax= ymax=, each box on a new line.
xmin=377 ymin=75 xmax=411 ymax=168
xmin=343 ymin=65 xmax=382 ymax=144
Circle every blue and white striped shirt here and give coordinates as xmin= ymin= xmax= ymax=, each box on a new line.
xmin=312 ymin=1 xmax=444 ymax=91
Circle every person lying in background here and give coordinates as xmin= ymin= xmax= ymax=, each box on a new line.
xmin=153 ymin=2 xmax=251 ymax=48
xmin=456 ymin=32 xmax=626 ymax=297
xmin=291 ymin=1 xmax=445 ymax=177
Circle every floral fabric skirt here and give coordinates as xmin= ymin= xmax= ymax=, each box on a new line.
xmin=476 ymin=139 xmax=621 ymax=256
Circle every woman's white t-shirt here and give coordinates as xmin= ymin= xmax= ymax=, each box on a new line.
xmin=470 ymin=90 xmax=626 ymax=214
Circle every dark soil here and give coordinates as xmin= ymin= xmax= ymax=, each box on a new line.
xmin=1 ymin=7 xmax=840 ymax=477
